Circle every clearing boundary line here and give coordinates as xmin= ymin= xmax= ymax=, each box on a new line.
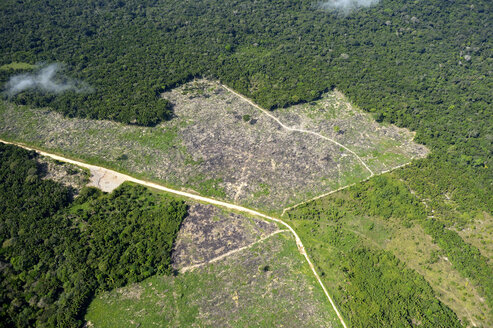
xmin=180 ymin=229 xmax=288 ymax=273
xmin=281 ymin=162 xmax=411 ymax=216
xmin=1 ymin=139 xmax=348 ymax=328
xmin=221 ymin=84 xmax=375 ymax=177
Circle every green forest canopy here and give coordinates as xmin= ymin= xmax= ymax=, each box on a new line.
xmin=0 ymin=143 xmax=187 ymax=327
xmin=0 ymin=0 xmax=490 ymax=153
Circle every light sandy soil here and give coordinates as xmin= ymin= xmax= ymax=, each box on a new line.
xmin=86 ymin=166 xmax=127 ymax=192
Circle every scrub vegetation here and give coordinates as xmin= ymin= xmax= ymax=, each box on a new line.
xmin=85 ymin=232 xmax=342 ymax=328
xmin=286 ymin=174 xmax=492 ymax=327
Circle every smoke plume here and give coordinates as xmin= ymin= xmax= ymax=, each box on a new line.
xmin=318 ymin=0 xmax=380 ymax=12
xmin=4 ymin=63 xmax=91 ymax=96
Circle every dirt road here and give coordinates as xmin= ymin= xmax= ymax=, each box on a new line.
xmin=221 ymin=84 xmax=374 ymax=177
xmin=1 ymin=138 xmax=348 ymax=328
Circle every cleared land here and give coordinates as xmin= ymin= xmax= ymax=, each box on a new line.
xmin=456 ymin=212 xmax=493 ymax=263
xmin=172 ymin=203 xmax=280 ymax=271
xmin=85 ymin=231 xmax=342 ymax=328
xmin=272 ymin=89 xmax=428 ymax=174
xmin=36 ymin=156 xmax=89 ymax=195
xmin=0 ymin=79 xmax=426 ymax=211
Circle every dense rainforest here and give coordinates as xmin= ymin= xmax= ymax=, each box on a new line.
xmin=0 ymin=0 xmax=491 ymax=326
xmin=0 ymin=143 xmax=187 ymax=327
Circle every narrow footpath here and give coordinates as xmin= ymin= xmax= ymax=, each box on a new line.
xmin=180 ymin=230 xmax=288 ymax=273
xmin=221 ymin=84 xmax=374 ymax=177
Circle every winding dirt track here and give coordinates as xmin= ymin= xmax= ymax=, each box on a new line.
xmin=221 ymin=84 xmax=375 ymax=177
xmin=1 ymin=139 xmax=348 ymax=328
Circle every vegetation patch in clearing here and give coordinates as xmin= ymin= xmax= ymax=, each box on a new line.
xmin=85 ymin=232 xmax=342 ymax=328
xmin=0 ymin=79 xmax=426 ymax=211
xmin=455 ymin=212 xmax=493 ymax=262
xmin=36 ymin=156 xmax=89 ymax=196
xmin=0 ymin=62 xmax=35 ymax=70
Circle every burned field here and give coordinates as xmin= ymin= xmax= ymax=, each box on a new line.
xmin=0 ymin=79 xmax=427 ymax=211
xmin=172 ymin=203 xmax=280 ymax=271
xmin=272 ymin=90 xmax=429 ymax=173
xmin=162 ymin=80 xmax=371 ymax=210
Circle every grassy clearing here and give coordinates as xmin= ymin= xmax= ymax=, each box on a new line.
xmin=386 ymin=220 xmax=491 ymax=326
xmin=456 ymin=212 xmax=493 ymax=261
xmin=120 ymin=126 xmax=179 ymax=151
xmin=0 ymin=62 xmax=35 ymax=70
xmin=415 ymin=188 xmax=493 ymax=263
xmin=85 ymin=232 xmax=342 ymax=328
xmin=338 ymin=212 xmax=490 ymax=326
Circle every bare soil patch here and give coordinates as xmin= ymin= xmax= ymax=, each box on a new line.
xmin=86 ymin=167 xmax=128 ymax=193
